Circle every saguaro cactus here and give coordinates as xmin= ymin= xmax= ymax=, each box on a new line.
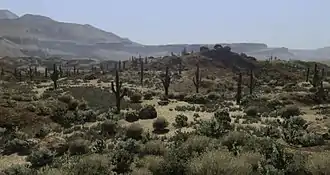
xmin=34 ymin=66 xmax=38 ymax=77
xmin=236 ymin=72 xmax=242 ymax=104
xmin=178 ymin=59 xmax=183 ymax=75
xmin=123 ymin=61 xmax=126 ymax=70
xmin=140 ymin=57 xmax=144 ymax=86
xmin=0 ymin=67 xmax=4 ymax=80
xmin=18 ymin=70 xmax=22 ymax=81
xmin=193 ymin=64 xmax=202 ymax=93
xmin=118 ymin=61 xmax=122 ymax=72
xmin=306 ymin=67 xmax=310 ymax=82
xmin=161 ymin=67 xmax=171 ymax=97
xmin=145 ymin=57 xmax=148 ymax=64
xmin=45 ymin=68 xmax=48 ymax=78
xmin=249 ymin=69 xmax=254 ymax=95
xmin=29 ymin=67 xmax=33 ymax=81
xmin=111 ymin=70 xmax=127 ymax=113
xmin=312 ymin=64 xmax=319 ymax=87
xmin=14 ymin=68 xmax=17 ymax=78
xmin=73 ymin=66 xmax=76 ymax=75
xmin=51 ymin=64 xmax=59 ymax=89
xmin=59 ymin=65 xmax=63 ymax=77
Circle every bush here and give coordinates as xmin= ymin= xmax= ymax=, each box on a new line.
xmin=143 ymin=92 xmax=153 ymax=100
xmin=3 ymin=164 xmax=35 ymax=175
xmin=111 ymin=149 xmax=134 ymax=174
xmin=26 ymin=148 xmax=54 ymax=168
xmin=153 ymin=117 xmax=169 ymax=132
xmin=72 ymin=154 xmax=113 ymax=175
xmin=101 ymin=120 xmax=117 ymax=135
xmin=68 ymin=99 xmax=79 ymax=110
xmin=187 ymin=150 xmax=262 ymax=175
xmin=126 ymin=123 xmax=143 ymax=140
xmin=130 ymin=92 xmax=142 ymax=103
xmin=3 ymin=138 xmax=32 ymax=155
xmin=58 ymin=94 xmax=73 ymax=104
xmin=35 ymin=125 xmax=51 ymax=138
xmin=139 ymin=105 xmax=157 ymax=119
xmin=180 ymin=135 xmax=218 ymax=156
xmin=207 ymin=92 xmax=221 ymax=101
xmin=125 ymin=111 xmax=139 ymax=122
xmin=280 ymin=105 xmax=301 ymax=118
xmin=173 ymin=114 xmax=188 ymax=128
xmin=141 ymin=140 xmax=167 ymax=156
xmin=184 ymin=94 xmax=208 ymax=104
xmin=68 ymin=139 xmax=90 ymax=155
xmin=245 ymin=106 xmax=258 ymax=117
xmin=222 ymin=131 xmax=250 ymax=154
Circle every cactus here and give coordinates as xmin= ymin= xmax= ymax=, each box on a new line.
xmin=236 ymin=72 xmax=242 ymax=104
xmin=0 ymin=67 xmax=4 ymax=80
xmin=178 ymin=59 xmax=183 ymax=75
xmin=114 ymin=62 xmax=117 ymax=71
xmin=118 ymin=61 xmax=122 ymax=72
xmin=66 ymin=68 xmax=70 ymax=77
xmin=34 ymin=66 xmax=38 ymax=76
xmin=140 ymin=57 xmax=144 ymax=86
xmin=111 ymin=70 xmax=127 ymax=113
xmin=123 ymin=61 xmax=126 ymax=70
xmin=192 ymin=64 xmax=202 ymax=93
xmin=29 ymin=67 xmax=33 ymax=81
xmin=306 ymin=67 xmax=310 ymax=82
xmin=14 ymin=68 xmax=17 ymax=78
xmin=312 ymin=64 xmax=319 ymax=87
xmin=145 ymin=57 xmax=148 ymax=64
xmin=73 ymin=66 xmax=76 ymax=75
xmin=18 ymin=70 xmax=22 ymax=81
xmin=321 ymin=68 xmax=325 ymax=80
xmin=59 ymin=65 xmax=63 ymax=77
xmin=100 ymin=63 xmax=104 ymax=73
xmin=249 ymin=69 xmax=254 ymax=95
xmin=161 ymin=67 xmax=171 ymax=97
xmin=51 ymin=64 xmax=59 ymax=89
xmin=45 ymin=68 xmax=48 ymax=78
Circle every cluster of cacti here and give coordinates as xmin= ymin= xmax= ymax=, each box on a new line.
xmin=236 ymin=72 xmax=242 ymax=104
xmin=111 ymin=69 xmax=127 ymax=113
xmin=140 ymin=57 xmax=144 ymax=86
xmin=51 ymin=64 xmax=59 ymax=89
xmin=161 ymin=67 xmax=171 ymax=97
xmin=192 ymin=64 xmax=202 ymax=93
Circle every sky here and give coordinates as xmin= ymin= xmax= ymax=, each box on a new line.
xmin=0 ymin=0 xmax=329 ymax=49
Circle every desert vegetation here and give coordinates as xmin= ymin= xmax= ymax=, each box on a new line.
xmin=1 ymin=45 xmax=330 ymax=175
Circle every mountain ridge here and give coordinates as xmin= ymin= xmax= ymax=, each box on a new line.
xmin=0 ymin=10 xmax=329 ymax=61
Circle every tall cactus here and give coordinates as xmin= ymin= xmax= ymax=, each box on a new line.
xmin=14 ymin=68 xmax=17 ymax=78
xmin=312 ymin=64 xmax=319 ymax=87
xmin=236 ymin=72 xmax=242 ymax=104
xmin=249 ymin=69 xmax=254 ymax=95
xmin=51 ymin=64 xmax=59 ymax=89
xmin=306 ymin=67 xmax=310 ymax=82
xmin=192 ymin=64 xmax=202 ymax=93
xmin=111 ymin=70 xmax=127 ymax=113
xmin=178 ymin=59 xmax=183 ymax=75
xmin=321 ymin=68 xmax=325 ymax=80
xmin=29 ymin=67 xmax=33 ymax=81
xmin=118 ymin=61 xmax=122 ymax=72
xmin=0 ymin=67 xmax=4 ymax=80
xmin=45 ymin=68 xmax=48 ymax=78
xmin=145 ymin=57 xmax=148 ymax=64
xmin=34 ymin=66 xmax=38 ymax=77
xmin=59 ymin=65 xmax=63 ymax=77
xmin=73 ymin=66 xmax=76 ymax=75
xmin=161 ymin=67 xmax=171 ymax=97
xmin=140 ymin=57 xmax=144 ymax=86
xmin=123 ymin=61 xmax=126 ymax=70
xmin=18 ymin=70 xmax=22 ymax=81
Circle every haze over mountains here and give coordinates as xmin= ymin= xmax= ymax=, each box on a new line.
xmin=0 ymin=10 xmax=328 ymax=61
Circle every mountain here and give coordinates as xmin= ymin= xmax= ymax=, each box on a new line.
xmin=0 ymin=10 xmax=18 ymax=19
xmin=0 ymin=10 xmax=328 ymax=61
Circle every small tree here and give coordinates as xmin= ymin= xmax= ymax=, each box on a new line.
xmin=192 ymin=64 xmax=202 ymax=93
xmin=160 ymin=67 xmax=171 ymax=97
xmin=111 ymin=70 xmax=127 ymax=113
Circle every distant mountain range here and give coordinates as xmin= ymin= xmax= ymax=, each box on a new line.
xmin=0 ymin=10 xmax=329 ymax=61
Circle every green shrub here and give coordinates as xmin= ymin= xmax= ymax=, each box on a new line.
xmin=143 ymin=92 xmax=153 ymax=100
xmin=3 ymin=164 xmax=35 ymax=175
xmin=141 ymin=140 xmax=167 ymax=156
xmin=58 ymin=94 xmax=73 ymax=104
xmin=245 ymin=106 xmax=258 ymax=117
xmin=184 ymin=94 xmax=208 ymax=104
xmin=72 ymin=154 xmax=113 ymax=175
xmin=126 ymin=123 xmax=143 ymax=140
xmin=26 ymin=148 xmax=54 ymax=168
xmin=173 ymin=114 xmax=189 ymax=128
xmin=101 ymin=120 xmax=117 ymax=135
xmin=280 ymin=105 xmax=301 ymax=118
xmin=111 ymin=149 xmax=134 ymax=174
xmin=130 ymin=92 xmax=142 ymax=103
xmin=139 ymin=105 xmax=157 ymax=119
xmin=153 ymin=117 xmax=169 ymax=132
xmin=3 ymin=138 xmax=32 ymax=155
xmin=68 ymin=139 xmax=90 ymax=155
xmin=125 ymin=111 xmax=139 ymax=122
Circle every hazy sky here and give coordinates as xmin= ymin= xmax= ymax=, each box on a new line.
xmin=0 ymin=0 xmax=329 ymax=49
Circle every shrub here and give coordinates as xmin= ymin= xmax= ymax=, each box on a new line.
xmin=143 ymin=92 xmax=153 ymax=100
xmin=26 ymin=148 xmax=54 ymax=168
xmin=111 ymin=149 xmax=134 ymax=174
xmin=68 ymin=139 xmax=90 ymax=155
xmin=3 ymin=164 xmax=35 ymax=175
xmin=184 ymin=94 xmax=208 ymax=104
xmin=130 ymin=92 xmax=142 ymax=103
xmin=125 ymin=111 xmax=139 ymax=122
xmin=140 ymin=140 xmax=167 ymax=156
xmin=187 ymin=150 xmax=262 ymax=175
xmin=101 ymin=120 xmax=117 ymax=135
xmin=68 ymin=99 xmax=79 ymax=110
xmin=153 ymin=117 xmax=169 ymax=132
xmin=180 ymin=135 xmax=218 ymax=156
xmin=139 ymin=105 xmax=157 ymax=119
xmin=280 ymin=105 xmax=301 ymax=118
xmin=245 ymin=106 xmax=258 ymax=116
xmin=35 ymin=125 xmax=51 ymax=138
xmin=173 ymin=114 xmax=188 ymax=128
xmin=126 ymin=123 xmax=143 ymax=140
xmin=72 ymin=154 xmax=113 ymax=175
xmin=222 ymin=131 xmax=250 ymax=154
xmin=58 ymin=94 xmax=73 ymax=104
xmin=3 ymin=138 xmax=32 ymax=155
xmin=207 ymin=92 xmax=221 ymax=101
